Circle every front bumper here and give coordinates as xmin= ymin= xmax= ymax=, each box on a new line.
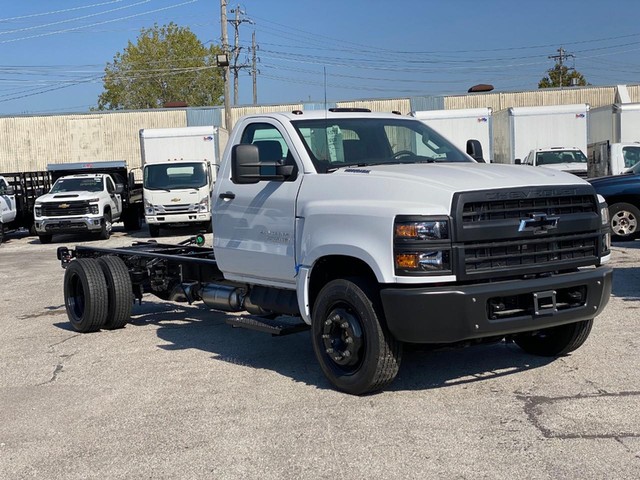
xmin=146 ymin=212 xmax=211 ymax=225
xmin=380 ymin=266 xmax=612 ymax=344
xmin=34 ymin=216 xmax=103 ymax=234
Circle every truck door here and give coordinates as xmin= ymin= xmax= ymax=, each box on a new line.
xmin=213 ymin=120 xmax=301 ymax=286
xmin=106 ymin=176 xmax=122 ymax=219
xmin=0 ymin=177 xmax=17 ymax=223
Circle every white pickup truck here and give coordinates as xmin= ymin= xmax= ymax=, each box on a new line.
xmin=56 ymin=109 xmax=613 ymax=395
xmin=519 ymin=147 xmax=589 ymax=178
xmin=34 ymin=161 xmax=142 ymax=243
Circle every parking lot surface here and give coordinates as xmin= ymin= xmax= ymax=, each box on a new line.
xmin=1 ymin=227 xmax=639 ymax=479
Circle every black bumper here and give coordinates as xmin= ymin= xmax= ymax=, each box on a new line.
xmin=380 ymin=266 xmax=613 ymax=344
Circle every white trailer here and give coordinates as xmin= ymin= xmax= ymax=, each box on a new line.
xmin=411 ymin=108 xmax=493 ymax=162
xmin=587 ymin=103 xmax=640 ymax=176
xmin=492 ymin=104 xmax=589 ymax=164
xmin=140 ymin=126 xmax=225 ymax=237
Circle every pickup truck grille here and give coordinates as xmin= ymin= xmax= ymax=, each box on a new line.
xmin=41 ymin=201 xmax=90 ymax=216
xmin=452 ymin=186 xmax=602 ymax=281
xmin=461 ymin=194 xmax=595 ymax=223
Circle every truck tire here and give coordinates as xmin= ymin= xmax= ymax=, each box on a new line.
xmin=609 ymin=202 xmax=640 ymax=240
xmin=97 ymin=256 xmax=132 ymax=330
xmin=99 ymin=211 xmax=112 ymax=240
xmin=63 ymin=258 xmax=109 ymax=333
xmin=148 ymin=224 xmax=160 ymax=238
xmin=0 ymin=222 xmax=4 ymax=244
xmin=123 ymin=208 xmax=142 ymax=231
xmin=513 ymin=319 xmax=593 ymax=357
xmin=311 ymin=278 xmax=402 ymax=395
xmin=39 ymin=234 xmax=53 ymax=244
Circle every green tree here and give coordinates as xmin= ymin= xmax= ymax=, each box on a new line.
xmin=98 ymin=23 xmax=224 ymax=110
xmin=538 ymin=64 xmax=588 ymax=88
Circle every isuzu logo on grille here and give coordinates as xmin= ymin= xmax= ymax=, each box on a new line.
xmin=518 ymin=212 xmax=558 ymax=234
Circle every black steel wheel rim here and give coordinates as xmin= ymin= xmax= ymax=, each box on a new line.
xmin=68 ymin=274 xmax=85 ymax=320
xmin=321 ymin=305 xmax=364 ymax=372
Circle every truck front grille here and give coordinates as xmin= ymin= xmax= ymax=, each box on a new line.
xmin=453 ymin=186 xmax=602 ymax=281
xmin=160 ymin=203 xmax=197 ymax=214
xmin=41 ymin=201 xmax=90 ymax=216
xmin=464 ymin=233 xmax=599 ymax=273
xmin=462 ymin=194 xmax=596 ymax=223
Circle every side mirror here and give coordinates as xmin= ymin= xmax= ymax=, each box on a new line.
xmin=115 ymin=184 xmax=125 ymax=194
xmin=232 ymin=144 xmax=295 ymax=184
xmin=4 ymin=185 xmax=15 ymax=195
xmin=466 ymin=139 xmax=485 ymax=163
xmin=128 ymin=171 xmax=136 ymax=189
xmin=514 ymin=159 xmax=522 ymax=165
xmin=232 ymin=144 xmax=261 ymax=184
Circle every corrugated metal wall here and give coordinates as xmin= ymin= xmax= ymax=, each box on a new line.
xmin=444 ymin=86 xmax=620 ymax=111
xmin=0 ymin=110 xmax=187 ymax=172
xmin=3 ymin=84 xmax=640 ymax=173
xmin=336 ymin=98 xmax=412 ymax=114
xmin=231 ymin=103 xmax=303 ymax=128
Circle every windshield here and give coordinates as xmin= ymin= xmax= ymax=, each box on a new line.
xmin=536 ymin=150 xmax=587 ymax=165
xmin=622 ymin=146 xmax=640 ymax=169
xmin=291 ymin=117 xmax=471 ymax=173
xmin=50 ymin=177 xmax=103 ymax=193
xmin=144 ymin=162 xmax=208 ymax=190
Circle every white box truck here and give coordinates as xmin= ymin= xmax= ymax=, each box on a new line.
xmin=588 ymin=103 xmax=640 ymax=176
xmin=411 ymin=108 xmax=492 ymax=162
xmin=140 ymin=126 xmax=224 ymax=237
xmin=492 ymin=104 xmax=589 ymax=164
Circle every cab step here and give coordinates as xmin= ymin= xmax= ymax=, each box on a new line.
xmin=226 ymin=316 xmax=310 ymax=336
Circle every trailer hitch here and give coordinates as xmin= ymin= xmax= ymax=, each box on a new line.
xmin=56 ymin=246 xmax=75 ymax=268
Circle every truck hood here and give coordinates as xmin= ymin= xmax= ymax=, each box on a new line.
xmin=539 ymin=163 xmax=588 ymax=173
xmin=334 ymin=162 xmax=588 ymax=191
xmin=298 ymin=163 xmax=592 ymax=218
xmin=588 ymin=172 xmax=639 ymax=188
xmin=37 ymin=191 xmax=101 ymax=203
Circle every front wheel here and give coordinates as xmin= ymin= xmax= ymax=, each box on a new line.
xmin=148 ymin=224 xmax=160 ymax=238
xmin=99 ymin=211 xmax=112 ymax=240
xmin=0 ymin=222 xmax=4 ymax=244
xmin=311 ymin=278 xmax=402 ymax=395
xmin=513 ymin=319 xmax=593 ymax=356
xmin=609 ymin=202 xmax=640 ymax=240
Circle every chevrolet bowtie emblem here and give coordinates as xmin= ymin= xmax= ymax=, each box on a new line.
xmin=518 ymin=212 xmax=558 ymax=234
xmin=59 ymin=203 xmax=70 ymax=208
xmin=171 ymin=198 xmax=180 ymax=202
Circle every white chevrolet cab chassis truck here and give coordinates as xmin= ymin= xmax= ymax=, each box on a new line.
xmin=57 ymin=110 xmax=612 ymax=394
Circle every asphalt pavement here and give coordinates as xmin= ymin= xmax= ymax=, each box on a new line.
xmin=1 ymin=226 xmax=639 ymax=479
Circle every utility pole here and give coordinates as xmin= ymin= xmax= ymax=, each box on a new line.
xmin=228 ymin=5 xmax=253 ymax=105
xmin=548 ymin=47 xmax=575 ymax=88
xmin=220 ymin=0 xmax=231 ymax=130
xmin=251 ymin=30 xmax=258 ymax=104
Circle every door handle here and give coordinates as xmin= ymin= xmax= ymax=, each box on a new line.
xmin=219 ymin=192 xmax=235 ymax=200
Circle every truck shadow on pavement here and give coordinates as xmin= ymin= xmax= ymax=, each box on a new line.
xmin=133 ymin=301 xmax=555 ymax=393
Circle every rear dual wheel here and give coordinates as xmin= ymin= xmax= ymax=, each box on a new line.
xmin=63 ymin=256 xmax=132 ymax=333
xmin=513 ymin=319 xmax=593 ymax=356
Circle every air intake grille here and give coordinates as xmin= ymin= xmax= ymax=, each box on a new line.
xmin=41 ymin=201 xmax=90 ymax=216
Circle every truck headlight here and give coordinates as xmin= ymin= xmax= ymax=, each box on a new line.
xmin=34 ymin=203 xmax=42 ymax=216
xmin=394 ymin=216 xmax=452 ymax=275
xmin=599 ymin=199 xmax=611 ymax=256
xmin=144 ymin=199 xmax=154 ymax=215
xmin=600 ymin=204 xmax=609 ymax=226
xmin=198 ymin=196 xmax=209 ymax=213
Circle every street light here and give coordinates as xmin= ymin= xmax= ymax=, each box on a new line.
xmin=216 ymin=54 xmax=229 ymax=67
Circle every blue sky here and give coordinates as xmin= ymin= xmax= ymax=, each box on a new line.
xmin=1 ymin=0 xmax=639 ymax=115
